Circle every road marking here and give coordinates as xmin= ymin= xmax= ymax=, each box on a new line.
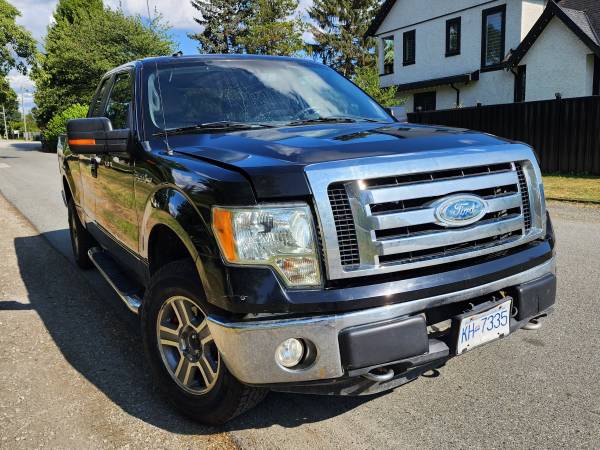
xmin=0 ymin=163 xmax=10 ymax=169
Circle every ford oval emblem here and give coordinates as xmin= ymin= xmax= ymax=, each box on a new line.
xmin=433 ymin=194 xmax=487 ymax=227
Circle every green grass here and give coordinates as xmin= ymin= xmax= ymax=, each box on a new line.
xmin=543 ymin=174 xmax=600 ymax=203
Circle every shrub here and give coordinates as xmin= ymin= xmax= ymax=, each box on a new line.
xmin=44 ymin=103 xmax=88 ymax=151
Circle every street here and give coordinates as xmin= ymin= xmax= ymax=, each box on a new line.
xmin=0 ymin=140 xmax=599 ymax=449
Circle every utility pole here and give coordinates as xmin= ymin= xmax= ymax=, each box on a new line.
xmin=1 ymin=105 xmax=7 ymax=140
xmin=21 ymin=87 xmax=27 ymax=140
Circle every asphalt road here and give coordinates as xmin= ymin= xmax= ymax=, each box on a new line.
xmin=1 ymin=140 xmax=599 ymax=449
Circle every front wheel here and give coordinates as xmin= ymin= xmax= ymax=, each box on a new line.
xmin=141 ymin=260 xmax=267 ymax=424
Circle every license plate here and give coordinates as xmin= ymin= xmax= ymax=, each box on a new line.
xmin=456 ymin=300 xmax=511 ymax=354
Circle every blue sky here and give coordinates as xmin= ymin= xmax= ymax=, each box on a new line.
xmin=10 ymin=0 xmax=313 ymax=113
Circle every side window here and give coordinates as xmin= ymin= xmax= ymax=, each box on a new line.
xmin=104 ymin=72 xmax=133 ymax=129
xmin=481 ymin=5 xmax=506 ymax=69
xmin=89 ymin=78 xmax=111 ymax=117
xmin=403 ymin=30 xmax=416 ymax=66
xmin=382 ymin=36 xmax=394 ymax=75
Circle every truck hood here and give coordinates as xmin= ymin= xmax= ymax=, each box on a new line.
xmin=166 ymin=122 xmax=512 ymax=199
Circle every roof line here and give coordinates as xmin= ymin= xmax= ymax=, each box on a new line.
xmin=507 ymin=1 xmax=600 ymax=67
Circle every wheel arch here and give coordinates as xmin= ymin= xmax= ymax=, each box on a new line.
xmin=141 ymin=187 xmax=226 ymax=306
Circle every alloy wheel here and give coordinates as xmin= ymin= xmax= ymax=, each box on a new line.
xmin=156 ymin=296 xmax=220 ymax=394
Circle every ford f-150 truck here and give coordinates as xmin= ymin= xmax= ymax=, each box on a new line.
xmin=58 ymin=55 xmax=556 ymax=424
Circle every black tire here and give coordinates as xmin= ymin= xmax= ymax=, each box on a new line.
xmin=67 ymin=199 xmax=95 ymax=269
xmin=141 ymin=259 xmax=267 ymax=425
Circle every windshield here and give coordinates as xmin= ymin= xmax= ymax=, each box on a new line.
xmin=143 ymin=59 xmax=393 ymax=134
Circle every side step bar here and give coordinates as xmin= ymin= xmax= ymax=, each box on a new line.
xmin=88 ymin=247 xmax=143 ymax=315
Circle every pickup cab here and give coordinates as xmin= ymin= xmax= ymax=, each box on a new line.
xmin=58 ymin=55 xmax=556 ymax=424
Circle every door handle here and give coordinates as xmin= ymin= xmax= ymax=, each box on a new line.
xmin=90 ymin=156 xmax=101 ymax=178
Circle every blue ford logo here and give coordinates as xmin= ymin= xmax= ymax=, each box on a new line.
xmin=434 ymin=194 xmax=487 ymax=227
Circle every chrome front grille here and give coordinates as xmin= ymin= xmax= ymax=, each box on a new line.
xmin=306 ymin=145 xmax=546 ymax=280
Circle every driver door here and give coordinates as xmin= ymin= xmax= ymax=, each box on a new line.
xmin=92 ymin=70 xmax=139 ymax=260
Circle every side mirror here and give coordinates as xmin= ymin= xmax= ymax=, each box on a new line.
xmin=67 ymin=117 xmax=129 ymax=154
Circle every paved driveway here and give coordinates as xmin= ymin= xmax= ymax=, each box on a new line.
xmin=0 ymin=140 xmax=599 ymax=449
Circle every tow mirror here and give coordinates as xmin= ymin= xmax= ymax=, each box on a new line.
xmin=66 ymin=117 xmax=129 ymax=154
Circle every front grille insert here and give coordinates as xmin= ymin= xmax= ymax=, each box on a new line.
xmin=516 ymin=163 xmax=532 ymax=231
xmin=327 ymin=162 xmax=531 ymax=271
xmin=327 ymin=184 xmax=360 ymax=266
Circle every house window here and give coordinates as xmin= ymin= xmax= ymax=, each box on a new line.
xmin=403 ymin=30 xmax=416 ymax=66
xmin=382 ymin=36 xmax=394 ymax=75
xmin=446 ymin=18 xmax=461 ymax=57
xmin=414 ymin=91 xmax=436 ymax=112
xmin=481 ymin=5 xmax=506 ymax=70
xmin=514 ymin=65 xmax=526 ymax=102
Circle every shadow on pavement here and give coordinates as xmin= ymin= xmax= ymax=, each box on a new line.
xmin=14 ymin=230 xmax=375 ymax=435
xmin=6 ymin=142 xmax=41 ymax=151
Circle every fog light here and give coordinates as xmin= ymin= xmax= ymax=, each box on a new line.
xmin=275 ymin=338 xmax=305 ymax=368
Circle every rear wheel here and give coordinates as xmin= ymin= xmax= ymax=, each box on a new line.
xmin=141 ymin=260 xmax=267 ymax=424
xmin=67 ymin=199 xmax=94 ymax=269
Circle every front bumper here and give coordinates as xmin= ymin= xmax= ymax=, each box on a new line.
xmin=207 ymin=256 xmax=556 ymax=386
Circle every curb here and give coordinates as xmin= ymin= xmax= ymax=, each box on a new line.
xmin=546 ymin=196 xmax=600 ymax=206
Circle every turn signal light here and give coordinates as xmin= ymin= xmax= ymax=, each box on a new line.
xmin=68 ymin=139 xmax=96 ymax=146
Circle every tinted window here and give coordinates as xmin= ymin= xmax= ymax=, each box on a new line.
xmin=482 ymin=5 xmax=505 ymax=68
xmin=144 ymin=60 xmax=393 ymax=133
xmin=104 ymin=72 xmax=132 ymax=129
xmin=403 ymin=30 xmax=415 ymax=66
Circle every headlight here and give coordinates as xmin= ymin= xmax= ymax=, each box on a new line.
xmin=212 ymin=205 xmax=321 ymax=287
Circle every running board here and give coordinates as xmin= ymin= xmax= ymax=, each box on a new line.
xmin=88 ymin=247 xmax=143 ymax=315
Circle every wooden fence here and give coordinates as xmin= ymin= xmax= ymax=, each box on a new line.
xmin=407 ymin=95 xmax=600 ymax=175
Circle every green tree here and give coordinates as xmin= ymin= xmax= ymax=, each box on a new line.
xmin=54 ymin=0 xmax=103 ymax=24
xmin=308 ymin=0 xmax=380 ymax=77
xmin=189 ymin=0 xmax=251 ymax=54
xmin=32 ymin=2 xmax=174 ymax=127
xmin=0 ymin=76 xmax=18 ymax=136
xmin=239 ymin=0 xmax=304 ymax=56
xmin=353 ymin=65 xmax=400 ymax=107
xmin=44 ymin=103 xmax=88 ymax=148
xmin=0 ymin=0 xmax=37 ymax=76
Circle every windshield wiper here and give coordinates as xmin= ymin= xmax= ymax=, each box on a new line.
xmin=286 ymin=116 xmax=382 ymax=126
xmin=153 ymin=121 xmax=274 ymax=136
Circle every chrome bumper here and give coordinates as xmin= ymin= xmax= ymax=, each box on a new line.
xmin=207 ymin=257 xmax=555 ymax=385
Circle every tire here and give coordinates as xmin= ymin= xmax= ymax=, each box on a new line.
xmin=141 ymin=259 xmax=267 ymax=425
xmin=67 ymin=199 xmax=95 ymax=269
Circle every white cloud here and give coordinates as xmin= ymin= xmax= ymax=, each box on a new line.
xmin=105 ymin=0 xmax=199 ymax=29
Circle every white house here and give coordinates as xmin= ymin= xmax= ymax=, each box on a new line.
xmin=366 ymin=0 xmax=600 ymax=111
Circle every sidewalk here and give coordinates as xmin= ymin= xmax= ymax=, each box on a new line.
xmin=0 ymin=194 xmax=235 ymax=449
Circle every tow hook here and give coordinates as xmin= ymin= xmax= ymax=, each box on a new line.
xmin=362 ymin=368 xmax=394 ymax=382
xmin=522 ymin=314 xmax=546 ymax=331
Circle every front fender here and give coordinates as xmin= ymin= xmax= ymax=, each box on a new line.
xmin=140 ymin=186 xmax=228 ymax=306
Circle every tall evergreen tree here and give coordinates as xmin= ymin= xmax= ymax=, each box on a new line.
xmin=32 ymin=1 xmax=174 ymax=127
xmin=54 ymin=0 xmax=103 ymax=24
xmin=239 ymin=0 xmax=304 ymax=56
xmin=189 ymin=0 xmax=251 ymax=54
xmin=308 ymin=0 xmax=380 ymax=77
xmin=0 ymin=0 xmax=37 ymax=76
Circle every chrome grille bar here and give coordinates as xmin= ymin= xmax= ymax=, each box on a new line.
xmin=368 ymin=193 xmax=522 ymax=230
xmin=361 ymin=171 xmax=518 ymax=204
xmin=376 ymin=215 xmax=523 ymax=255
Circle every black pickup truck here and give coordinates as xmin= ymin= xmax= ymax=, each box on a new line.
xmin=58 ymin=55 xmax=556 ymax=424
